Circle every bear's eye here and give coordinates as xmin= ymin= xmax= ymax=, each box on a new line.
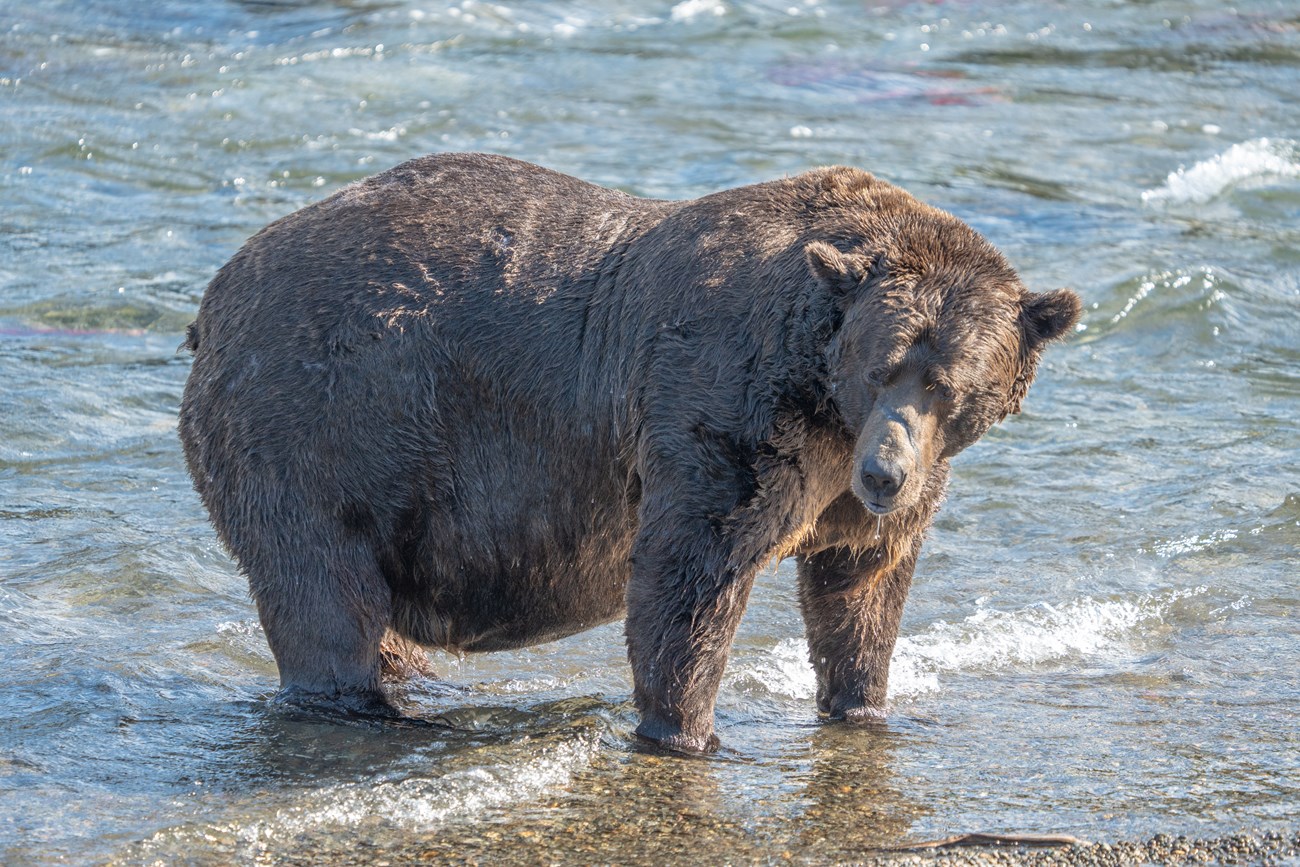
xmin=923 ymin=372 xmax=954 ymax=402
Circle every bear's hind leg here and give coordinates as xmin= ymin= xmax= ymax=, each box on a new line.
xmin=246 ymin=533 xmax=396 ymax=717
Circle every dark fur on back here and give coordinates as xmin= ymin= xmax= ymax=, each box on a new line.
xmin=180 ymin=153 xmax=1080 ymax=751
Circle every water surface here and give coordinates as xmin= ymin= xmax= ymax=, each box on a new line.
xmin=1 ymin=0 xmax=1297 ymax=863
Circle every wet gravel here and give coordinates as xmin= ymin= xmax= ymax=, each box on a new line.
xmin=872 ymin=831 xmax=1300 ymax=867
xmin=268 ymin=829 xmax=1300 ymax=866
xmin=254 ymin=748 xmax=1298 ymax=867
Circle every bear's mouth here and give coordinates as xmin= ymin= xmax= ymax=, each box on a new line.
xmin=861 ymin=497 xmax=895 ymax=516
xmin=850 ymin=474 xmax=898 ymax=517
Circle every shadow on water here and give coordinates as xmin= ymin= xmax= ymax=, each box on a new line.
xmin=81 ymin=691 xmax=614 ymax=864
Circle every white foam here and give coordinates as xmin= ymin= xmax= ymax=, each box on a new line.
xmin=730 ymin=636 xmax=818 ymax=700
xmin=215 ymin=620 xmax=262 ymax=636
xmin=727 ymin=588 xmax=1206 ymax=704
xmin=272 ymin=736 xmax=595 ymax=831
xmin=1141 ymin=137 xmax=1300 ymax=205
xmin=671 ymin=0 xmax=726 ymax=22
xmin=137 ymin=733 xmax=599 ymax=860
xmin=892 ymin=587 xmax=1206 ymax=684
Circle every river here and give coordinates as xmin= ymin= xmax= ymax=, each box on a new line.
xmin=1 ymin=0 xmax=1297 ymax=863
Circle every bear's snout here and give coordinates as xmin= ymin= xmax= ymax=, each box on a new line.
xmin=848 ymin=369 xmax=938 ymax=515
xmin=854 ymin=438 xmax=916 ymax=515
xmin=859 ymin=454 xmax=908 ymax=511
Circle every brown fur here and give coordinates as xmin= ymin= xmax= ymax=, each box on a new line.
xmin=179 ymin=153 xmax=1080 ymax=752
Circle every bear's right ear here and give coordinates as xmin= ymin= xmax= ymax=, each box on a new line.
xmin=805 ymin=241 xmax=869 ymax=296
xmin=1020 ymin=288 xmax=1083 ymax=351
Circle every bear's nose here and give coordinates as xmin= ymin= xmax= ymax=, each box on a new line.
xmin=861 ymin=457 xmax=906 ymax=500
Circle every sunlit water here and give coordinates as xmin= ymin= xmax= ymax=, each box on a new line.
xmin=2 ymin=1 xmax=1297 ymax=863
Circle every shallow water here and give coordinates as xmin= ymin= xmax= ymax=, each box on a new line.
xmin=1 ymin=0 xmax=1297 ymax=863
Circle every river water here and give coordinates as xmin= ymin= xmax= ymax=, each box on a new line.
xmin=1 ymin=1 xmax=1297 ymax=863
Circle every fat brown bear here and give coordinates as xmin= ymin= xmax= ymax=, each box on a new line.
xmin=179 ymin=153 xmax=1080 ymax=753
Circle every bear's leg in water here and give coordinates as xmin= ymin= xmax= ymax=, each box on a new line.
xmin=623 ymin=428 xmax=809 ymax=752
xmin=248 ymin=526 xmax=396 ymax=716
xmin=796 ymin=542 xmax=920 ymax=721
xmin=625 ymin=510 xmax=761 ymax=754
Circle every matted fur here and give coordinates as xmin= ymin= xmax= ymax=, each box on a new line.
xmin=179 ymin=153 xmax=1080 ymax=752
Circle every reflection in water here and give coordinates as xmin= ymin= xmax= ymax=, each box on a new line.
xmin=321 ymin=716 xmax=926 ymax=866
xmin=793 ymin=723 xmax=923 ymax=853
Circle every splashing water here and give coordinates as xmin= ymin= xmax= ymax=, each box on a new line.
xmin=727 ymin=587 xmax=1208 ymax=704
xmin=1141 ymin=138 xmax=1300 ymax=205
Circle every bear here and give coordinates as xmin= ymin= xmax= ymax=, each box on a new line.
xmin=179 ymin=152 xmax=1080 ymax=753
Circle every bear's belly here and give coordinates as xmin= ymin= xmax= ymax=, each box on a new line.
xmin=388 ymin=508 xmax=637 ymax=654
xmin=452 ymin=588 xmax=629 ymax=653
xmin=384 ymin=405 xmax=639 ymax=654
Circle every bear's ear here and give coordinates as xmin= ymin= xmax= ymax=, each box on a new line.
xmin=805 ymin=241 xmax=869 ymax=296
xmin=1006 ymin=288 xmax=1082 ymax=416
xmin=1020 ymin=288 xmax=1082 ymax=350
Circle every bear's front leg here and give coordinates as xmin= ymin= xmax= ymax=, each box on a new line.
xmin=624 ymin=516 xmax=760 ymax=753
xmin=796 ymin=542 xmax=920 ymax=721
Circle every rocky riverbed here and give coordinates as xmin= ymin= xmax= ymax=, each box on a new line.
xmin=876 ymin=831 xmax=1300 ymax=867
xmin=250 ymin=829 xmax=1300 ymax=866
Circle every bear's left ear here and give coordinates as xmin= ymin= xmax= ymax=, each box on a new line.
xmin=805 ymin=241 xmax=870 ymax=296
xmin=1020 ymin=288 xmax=1082 ymax=350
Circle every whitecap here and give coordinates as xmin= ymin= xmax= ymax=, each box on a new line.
xmin=892 ymin=587 xmax=1206 ymax=687
xmin=1141 ymin=137 xmax=1300 ymax=205
xmin=726 ymin=587 xmax=1206 ymax=704
xmin=215 ymin=620 xmax=261 ymax=636
xmin=728 ymin=636 xmax=818 ymax=701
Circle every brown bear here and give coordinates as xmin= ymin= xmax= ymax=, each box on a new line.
xmin=179 ymin=153 xmax=1080 ymax=753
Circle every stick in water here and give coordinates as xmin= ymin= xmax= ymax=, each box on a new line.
xmin=881 ymin=832 xmax=1089 ymax=851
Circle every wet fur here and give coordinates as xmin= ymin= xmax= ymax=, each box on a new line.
xmin=179 ymin=153 xmax=1080 ymax=752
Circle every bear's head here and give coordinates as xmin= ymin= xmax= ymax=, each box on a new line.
xmin=805 ymin=212 xmax=1080 ymax=517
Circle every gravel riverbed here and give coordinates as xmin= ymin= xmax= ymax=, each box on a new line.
xmin=257 ymin=829 xmax=1300 ymax=866
xmin=873 ymin=831 xmax=1300 ymax=867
